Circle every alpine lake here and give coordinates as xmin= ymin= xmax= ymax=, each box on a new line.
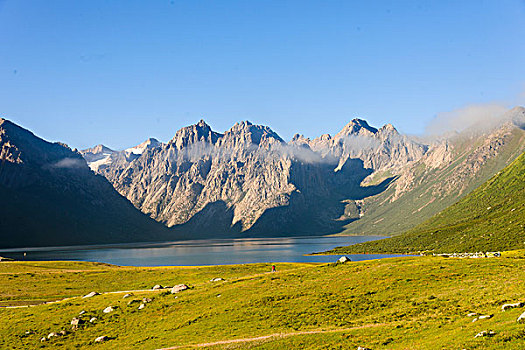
xmin=0 ymin=236 xmax=409 ymax=266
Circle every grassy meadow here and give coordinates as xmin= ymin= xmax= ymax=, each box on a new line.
xmin=1 ymin=253 xmax=525 ymax=349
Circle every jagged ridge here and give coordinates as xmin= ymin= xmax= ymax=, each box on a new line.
xmin=88 ymin=118 xmax=427 ymax=236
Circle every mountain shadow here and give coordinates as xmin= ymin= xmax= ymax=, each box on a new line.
xmin=171 ymin=200 xmax=243 ymax=239
xmin=243 ymin=157 xmax=396 ymax=236
xmin=166 ymin=158 xmax=397 ymax=238
xmin=0 ymin=118 xmax=178 ymax=249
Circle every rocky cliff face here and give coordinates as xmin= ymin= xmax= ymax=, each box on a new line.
xmin=0 ymin=119 xmax=174 ymax=248
xmin=88 ymin=118 xmax=428 ymax=236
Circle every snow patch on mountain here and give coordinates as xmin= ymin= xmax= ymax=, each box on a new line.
xmin=125 ymin=138 xmax=162 ymax=155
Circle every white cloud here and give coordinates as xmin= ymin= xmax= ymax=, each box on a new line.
xmin=52 ymin=157 xmax=86 ymax=169
xmin=425 ymin=103 xmax=509 ymax=136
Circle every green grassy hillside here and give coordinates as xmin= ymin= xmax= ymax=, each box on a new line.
xmin=1 ymin=256 xmax=525 ymax=349
xmin=328 ymin=151 xmax=525 ymax=254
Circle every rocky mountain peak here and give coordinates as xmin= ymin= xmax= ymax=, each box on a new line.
xmin=335 ymin=118 xmax=378 ymax=140
xmin=380 ymin=123 xmax=398 ymax=133
xmin=196 ymin=119 xmax=208 ymax=127
xmin=1 ymin=118 xmax=85 ymax=168
xmin=126 ymin=138 xmax=161 ymax=155
xmin=351 ymin=118 xmax=375 ymax=128
xmin=308 ymin=133 xmax=332 ymax=151
xmin=239 ymin=120 xmax=253 ymax=127
xmin=290 ymin=133 xmax=310 ymax=144
xmin=221 ymin=121 xmax=283 ymax=147
xmin=82 ymin=144 xmax=114 ymax=155
xmin=169 ymin=120 xmax=222 ymax=150
xmin=80 ymin=144 xmax=116 ymax=170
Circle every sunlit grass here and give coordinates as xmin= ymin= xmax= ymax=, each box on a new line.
xmin=1 ymin=255 xmax=524 ymax=349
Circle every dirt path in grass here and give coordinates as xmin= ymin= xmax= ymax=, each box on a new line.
xmin=158 ymin=323 xmax=385 ymax=349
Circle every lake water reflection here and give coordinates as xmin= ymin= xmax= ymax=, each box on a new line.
xmin=0 ymin=236 xmax=409 ymax=266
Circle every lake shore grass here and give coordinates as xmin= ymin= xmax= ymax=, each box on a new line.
xmin=1 ymin=255 xmax=525 ymax=349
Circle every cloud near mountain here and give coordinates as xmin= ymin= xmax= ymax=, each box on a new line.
xmin=50 ymin=157 xmax=86 ymax=169
xmin=425 ymin=103 xmax=510 ymax=136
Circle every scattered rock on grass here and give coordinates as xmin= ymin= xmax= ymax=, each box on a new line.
xmin=103 ymin=306 xmax=115 ymax=313
xmin=357 ymin=347 xmax=372 ymax=350
xmin=467 ymin=312 xmax=477 ymax=317
xmin=79 ymin=310 xmax=86 ymax=315
xmin=473 ymin=314 xmax=493 ymax=322
xmin=475 ymin=330 xmax=495 ymax=338
xmin=89 ymin=317 xmax=97 ymax=323
xmin=210 ymin=278 xmax=224 ymax=282
xmin=518 ymin=311 xmax=525 ymax=323
xmin=138 ymin=303 xmax=145 ymax=310
xmin=123 ymin=293 xmax=133 ymax=298
xmin=502 ymin=302 xmax=524 ymax=311
xmin=47 ymin=332 xmax=59 ymax=339
xmin=95 ymin=335 xmax=108 ymax=342
xmin=142 ymin=297 xmax=152 ymax=303
xmin=83 ymin=292 xmax=99 ymax=298
xmin=40 ymin=337 xmax=46 ymax=342
xmin=171 ymin=284 xmax=189 ymax=294
xmin=152 ymin=284 xmax=162 ymax=290
xmin=71 ymin=317 xmax=84 ymax=328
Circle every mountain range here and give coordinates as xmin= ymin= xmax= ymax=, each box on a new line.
xmin=84 ymin=118 xmax=427 ymax=237
xmin=83 ymin=107 xmax=524 ymax=238
xmin=1 ymin=107 xmax=524 ymax=248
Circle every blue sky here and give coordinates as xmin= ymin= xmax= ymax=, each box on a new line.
xmin=1 ymin=1 xmax=524 ymax=150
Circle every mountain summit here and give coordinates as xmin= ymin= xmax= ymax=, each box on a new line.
xmin=126 ymin=138 xmax=161 ymax=155
xmin=334 ymin=118 xmax=378 ymax=139
xmin=169 ymin=119 xmax=222 ymax=149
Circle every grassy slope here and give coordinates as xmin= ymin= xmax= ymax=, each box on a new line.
xmin=0 ymin=261 xmax=303 ymax=306
xmin=328 ymin=151 xmax=525 ymax=255
xmin=1 ymin=256 xmax=525 ymax=349
xmin=339 ymin=127 xmax=525 ymax=236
